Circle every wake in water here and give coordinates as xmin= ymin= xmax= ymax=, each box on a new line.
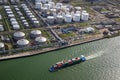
xmin=86 ymin=51 xmax=104 ymax=60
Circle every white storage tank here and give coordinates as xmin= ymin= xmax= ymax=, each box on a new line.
xmin=0 ymin=15 xmax=2 ymax=20
xmin=13 ymin=24 xmax=20 ymax=30
xmin=16 ymin=0 xmax=20 ymax=3
xmin=44 ymin=4 xmax=51 ymax=9
xmin=76 ymin=11 xmax=81 ymax=14
xmin=17 ymin=39 xmax=29 ymax=47
xmin=47 ymin=16 xmax=55 ymax=24
xmin=35 ymin=36 xmax=47 ymax=44
xmin=81 ymin=12 xmax=89 ymax=21
xmin=41 ymin=7 xmax=48 ymax=13
xmin=30 ymin=30 xmax=42 ymax=38
xmin=50 ymin=8 xmax=56 ymax=16
xmin=71 ymin=11 xmax=74 ymax=16
xmin=49 ymin=2 xmax=55 ymax=8
xmin=33 ymin=21 xmax=40 ymax=27
xmin=64 ymin=14 xmax=72 ymax=23
xmin=56 ymin=3 xmax=62 ymax=8
xmin=0 ymin=42 xmax=5 ymax=51
xmin=56 ymin=15 xmax=64 ymax=24
xmin=11 ymin=21 xmax=18 ymax=25
xmin=50 ymin=8 xmax=56 ymax=13
xmin=35 ymin=2 xmax=42 ymax=9
xmin=73 ymin=14 xmax=80 ymax=22
xmin=13 ymin=31 xmax=25 ymax=40
xmin=0 ymin=25 xmax=4 ymax=31
xmin=82 ymin=10 xmax=87 ymax=14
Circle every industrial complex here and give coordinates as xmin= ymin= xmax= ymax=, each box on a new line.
xmin=0 ymin=0 xmax=120 ymax=60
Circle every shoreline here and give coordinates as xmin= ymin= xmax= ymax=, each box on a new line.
xmin=0 ymin=36 xmax=104 ymax=61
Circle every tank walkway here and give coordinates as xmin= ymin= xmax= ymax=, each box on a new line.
xmin=25 ymin=0 xmax=63 ymax=42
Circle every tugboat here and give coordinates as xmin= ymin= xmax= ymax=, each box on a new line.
xmin=49 ymin=55 xmax=86 ymax=72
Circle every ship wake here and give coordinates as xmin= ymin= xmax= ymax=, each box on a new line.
xmin=86 ymin=51 xmax=103 ymax=60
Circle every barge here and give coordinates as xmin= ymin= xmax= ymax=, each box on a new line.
xmin=49 ymin=55 xmax=86 ymax=72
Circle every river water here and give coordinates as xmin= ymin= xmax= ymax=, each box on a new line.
xmin=0 ymin=36 xmax=120 ymax=80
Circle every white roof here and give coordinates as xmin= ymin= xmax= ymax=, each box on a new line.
xmin=17 ymin=39 xmax=29 ymax=45
xmin=31 ymin=30 xmax=42 ymax=35
xmin=35 ymin=36 xmax=47 ymax=43
xmin=0 ymin=42 xmax=4 ymax=48
xmin=13 ymin=31 xmax=25 ymax=37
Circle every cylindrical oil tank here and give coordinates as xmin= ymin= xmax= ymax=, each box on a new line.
xmin=41 ymin=7 xmax=48 ymax=14
xmin=56 ymin=3 xmax=62 ymax=8
xmin=35 ymin=36 xmax=47 ymax=44
xmin=35 ymin=2 xmax=42 ymax=9
xmin=13 ymin=31 xmax=25 ymax=40
xmin=64 ymin=14 xmax=72 ymax=23
xmin=56 ymin=15 xmax=64 ymax=24
xmin=73 ymin=14 xmax=80 ymax=22
xmin=17 ymin=39 xmax=29 ymax=47
xmin=0 ymin=42 xmax=5 ymax=51
xmin=30 ymin=30 xmax=42 ymax=38
xmin=76 ymin=11 xmax=81 ymax=14
xmin=44 ymin=4 xmax=51 ymax=9
xmin=81 ymin=12 xmax=89 ymax=21
xmin=48 ymin=2 xmax=55 ymax=8
xmin=47 ymin=16 xmax=55 ymax=24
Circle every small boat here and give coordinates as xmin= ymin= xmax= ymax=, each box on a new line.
xmin=49 ymin=55 xmax=86 ymax=72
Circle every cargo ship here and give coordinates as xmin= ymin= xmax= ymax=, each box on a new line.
xmin=49 ymin=55 xmax=86 ymax=72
